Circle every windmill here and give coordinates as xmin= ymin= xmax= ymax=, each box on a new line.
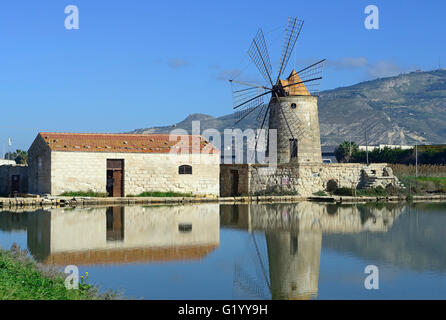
xmin=230 ymin=17 xmax=325 ymax=164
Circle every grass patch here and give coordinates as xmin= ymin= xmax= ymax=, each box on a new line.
xmin=415 ymin=177 xmax=446 ymax=186
xmin=313 ymin=190 xmax=328 ymax=196
xmin=251 ymin=189 xmax=299 ymax=196
xmin=127 ymin=191 xmax=194 ymax=197
xmin=0 ymin=246 xmax=113 ymax=300
xmin=59 ymin=190 xmax=109 ymax=197
xmin=399 ymin=176 xmax=446 ymax=195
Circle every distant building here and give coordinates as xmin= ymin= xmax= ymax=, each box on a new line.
xmin=0 ymin=160 xmax=28 ymax=195
xmin=28 ymin=132 xmax=220 ymax=196
xmin=358 ymin=144 xmax=413 ymax=152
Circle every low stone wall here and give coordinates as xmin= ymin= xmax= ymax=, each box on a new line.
xmin=221 ymin=163 xmax=401 ymax=196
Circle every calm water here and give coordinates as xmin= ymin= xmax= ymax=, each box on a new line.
xmin=1 ymin=202 xmax=446 ymax=299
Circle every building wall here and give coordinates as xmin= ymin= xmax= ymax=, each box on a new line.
xmin=268 ymin=96 xmax=322 ymax=164
xmin=49 ymin=151 xmax=220 ymax=196
xmin=221 ymin=163 xmax=399 ymax=196
xmin=220 ymin=164 xmax=250 ymax=196
xmin=0 ymin=165 xmax=28 ymax=195
xmin=28 ymin=135 xmax=52 ymax=194
xmin=0 ymin=160 xmax=16 ymax=166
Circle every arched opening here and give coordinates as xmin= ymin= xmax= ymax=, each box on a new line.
xmin=326 ymin=179 xmax=338 ymax=193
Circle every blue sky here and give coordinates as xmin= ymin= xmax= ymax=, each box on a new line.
xmin=1 ymin=0 xmax=445 ymax=151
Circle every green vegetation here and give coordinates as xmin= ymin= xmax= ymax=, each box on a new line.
xmin=399 ymin=176 xmax=446 ymax=195
xmin=334 ymin=141 xmax=359 ymax=163
xmin=59 ymin=190 xmax=109 ymax=197
xmin=0 ymin=246 xmax=106 ymax=300
xmin=335 ymin=142 xmax=446 ymax=165
xmin=127 ymin=191 xmax=194 ymax=197
xmin=3 ymin=149 xmax=28 ymax=165
xmin=251 ymin=189 xmax=299 ymax=196
xmin=313 ymin=190 xmax=328 ymax=196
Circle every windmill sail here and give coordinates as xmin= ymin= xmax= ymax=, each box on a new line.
xmin=248 ymin=29 xmax=274 ymax=87
xmin=276 ymin=17 xmax=304 ymax=83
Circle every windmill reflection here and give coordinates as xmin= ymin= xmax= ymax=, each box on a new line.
xmin=221 ymin=202 xmax=404 ymax=300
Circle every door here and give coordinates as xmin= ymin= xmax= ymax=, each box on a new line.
xmin=231 ymin=170 xmax=239 ymax=196
xmin=112 ymin=170 xmax=123 ymax=197
xmin=290 ymin=139 xmax=298 ymax=160
xmin=107 ymin=159 xmax=124 ymax=197
xmin=106 ymin=207 xmax=124 ymax=241
xmin=11 ymin=175 xmax=20 ymax=193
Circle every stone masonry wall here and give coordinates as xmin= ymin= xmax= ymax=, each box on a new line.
xmin=28 ymin=134 xmax=52 ymax=194
xmin=220 ymin=164 xmax=250 ymax=197
xmin=0 ymin=165 xmax=28 ymax=194
xmin=49 ymin=151 xmax=220 ymax=196
xmin=268 ymin=96 xmax=322 ymax=164
xmin=223 ymin=163 xmax=399 ymax=196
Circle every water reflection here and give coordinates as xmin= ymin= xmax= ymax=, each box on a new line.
xmin=0 ymin=204 xmax=220 ymax=265
xmin=1 ymin=202 xmax=445 ymax=299
xmin=221 ymin=202 xmax=404 ymax=299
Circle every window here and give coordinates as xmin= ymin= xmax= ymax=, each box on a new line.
xmin=179 ymin=165 xmax=192 ymax=175
xmin=289 ymin=139 xmax=298 ymax=159
xmin=179 ymin=223 xmax=192 ymax=232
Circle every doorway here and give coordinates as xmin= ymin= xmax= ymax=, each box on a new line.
xmin=289 ymin=139 xmax=298 ymax=160
xmin=106 ymin=159 xmax=124 ymax=197
xmin=11 ymin=175 xmax=20 ymax=193
xmin=106 ymin=207 xmax=124 ymax=241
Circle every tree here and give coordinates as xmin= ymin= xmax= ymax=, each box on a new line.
xmin=335 ymin=141 xmax=359 ymax=163
xmin=4 ymin=149 xmax=28 ymax=165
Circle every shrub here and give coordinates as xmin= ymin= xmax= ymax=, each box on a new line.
xmin=127 ymin=191 xmax=194 ymax=197
xmin=334 ymin=187 xmax=354 ymax=196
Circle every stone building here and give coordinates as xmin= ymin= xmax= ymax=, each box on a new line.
xmin=28 ymin=132 xmax=220 ymax=196
xmin=268 ymin=70 xmax=322 ymax=164
xmin=220 ymin=70 xmax=401 ymax=196
xmin=0 ymin=160 xmax=28 ymax=195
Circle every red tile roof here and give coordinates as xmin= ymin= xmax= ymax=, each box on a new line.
xmin=38 ymin=132 xmax=219 ymax=154
xmin=42 ymin=244 xmax=219 ymax=266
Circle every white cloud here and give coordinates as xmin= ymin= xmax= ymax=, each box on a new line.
xmin=168 ymin=58 xmax=189 ymax=69
xmin=366 ymin=60 xmax=403 ymax=78
xmin=327 ymin=57 xmax=405 ymax=79
xmin=328 ymin=57 xmax=369 ymax=69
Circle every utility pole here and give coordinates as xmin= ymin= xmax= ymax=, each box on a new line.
xmin=415 ymin=144 xmax=418 ymax=178
xmin=349 ymin=135 xmax=352 ymax=163
xmin=365 ymin=128 xmax=369 ymax=165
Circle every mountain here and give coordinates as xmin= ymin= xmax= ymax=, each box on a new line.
xmin=130 ymin=69 xmax=446 ymax=146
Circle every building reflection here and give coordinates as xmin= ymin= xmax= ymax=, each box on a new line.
xmin=22 ymin=204 xmax=220 ymax=265
xmin=0 ymin=202 xmax=408 ymax=300
xmin=221 ymin=202 xmax=404 ymax=300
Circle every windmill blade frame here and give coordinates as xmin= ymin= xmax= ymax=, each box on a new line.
xmin=276 ymin=17 xmax=304 ymax=83
xmin=295 ymin=59 xmax=326 ymax=95
xmin=248 ymin=29 xmax=275 ymax=87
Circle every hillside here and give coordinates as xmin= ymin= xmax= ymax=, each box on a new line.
xmin=131 ymin=69 xmax=446 ymax=146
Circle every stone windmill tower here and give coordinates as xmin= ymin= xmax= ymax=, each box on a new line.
xmin=230 ymin=17 xmax=325 ymax=164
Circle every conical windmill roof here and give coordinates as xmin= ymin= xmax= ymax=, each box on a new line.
xmin=280 ymin=70 xmax=311 ymax=96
